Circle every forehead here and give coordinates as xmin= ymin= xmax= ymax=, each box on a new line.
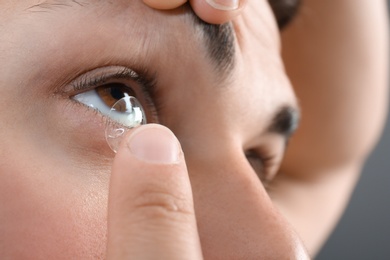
xmin=0 ymin=0 xmax=298 ymax=132
xmin=23 ymin=1 xmax=235 ymax=78
xmin=0 ymin=1 xmax=207 ymax=86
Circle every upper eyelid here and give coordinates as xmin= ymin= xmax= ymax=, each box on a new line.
xmin=67 ymin=66 xmax=160 ymax=122
xmin=70 ymin=67 xmax=141 ymax=93
xmin=56 ymin=66 xmax=155 ymax=94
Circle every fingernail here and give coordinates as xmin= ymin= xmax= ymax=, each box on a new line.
xmin=205 ymin=0 xmax=239 ymax=11
xmin=127 ymin=125 xmax=180 ymax=164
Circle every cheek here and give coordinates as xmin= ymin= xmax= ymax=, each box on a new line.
xmin=0 ymin=149 xmax=109 ymax=259
xmin=0 ymin=34 xmax=121 ymax=252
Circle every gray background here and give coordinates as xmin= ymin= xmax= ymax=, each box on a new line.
xmin=316 ymin=2 xmax=390 ymax=259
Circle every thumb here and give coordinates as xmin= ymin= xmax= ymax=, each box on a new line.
xmin=106 ymin=124 xmax=203 ymax=260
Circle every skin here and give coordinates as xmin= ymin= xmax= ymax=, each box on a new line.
xmin=0 ymin=0 xmax=387 ymax=259
xmin=135 ymin=0 xmax=389 ymax=254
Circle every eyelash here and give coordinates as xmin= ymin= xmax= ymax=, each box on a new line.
xmin=70 ymin=67 xmax=159 ymax=122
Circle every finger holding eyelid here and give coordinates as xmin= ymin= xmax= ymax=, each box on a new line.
xmin=143 ymin=0 xmax=187 ymax=10
xmin=189 ymin=0 xmax=247 ymax=24
xmin=143 ymin=0 xmax=246 ymax=24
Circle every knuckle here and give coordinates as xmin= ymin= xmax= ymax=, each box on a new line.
xmin=132 ymin=190 xmax=194 ymax=221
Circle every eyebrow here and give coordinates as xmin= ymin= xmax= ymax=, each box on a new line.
xmin=187 ymin=8 xmax=236 ymax=78
xmin=189 ymin=0 xmax=303 ymax=76
xmin=268 ymin=106 xmax=300 ymax=139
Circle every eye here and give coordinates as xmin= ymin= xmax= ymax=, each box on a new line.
xmin=73 ymin=83 xmax=138 ymax=117
xmin=69 ymin=66 xmax=158 ymax=122
xmin=246 ymin=150 xmax=277 ymax=186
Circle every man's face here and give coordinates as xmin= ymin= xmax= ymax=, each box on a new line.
xmin=0 ymin=0 xmax=302 ymax=258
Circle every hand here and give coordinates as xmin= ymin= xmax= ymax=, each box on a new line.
xmin=106 ymin=124 xmax=203 ymax=259
xmin=143 ymin=0 xmax=247 ymax=24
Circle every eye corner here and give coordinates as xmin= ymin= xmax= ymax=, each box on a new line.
xmin=245 ymin=148 xmax=280 ymax=185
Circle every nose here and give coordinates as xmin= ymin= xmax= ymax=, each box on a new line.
xmin=186 ymin=149 xmax=310 ymax=259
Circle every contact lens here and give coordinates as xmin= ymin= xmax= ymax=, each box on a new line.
xmin=105 ymin=96 xmax=147 ymax=153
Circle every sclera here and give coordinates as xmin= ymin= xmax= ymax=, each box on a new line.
xmin=105 ymin=96 xmax=147 ymax=153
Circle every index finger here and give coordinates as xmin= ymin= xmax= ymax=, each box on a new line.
xmin=106 ymin=124 xmax=203 ymax=260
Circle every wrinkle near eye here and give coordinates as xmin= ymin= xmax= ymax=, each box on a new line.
xmin=26 ymin=0 xmax=85 ymax=13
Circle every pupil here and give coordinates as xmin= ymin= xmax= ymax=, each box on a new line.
xmin=109 ymin=84 xmax=126 ymax=100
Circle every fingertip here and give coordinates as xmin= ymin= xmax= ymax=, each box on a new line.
xmin=143 ymin=0 xmax=187 ymax=10
xmin=110 ymin=124 xmax=188 ymax=206
xmin=126 ymin=124 xmax=182 ymax=165
xmin=190 ymin=0 xmax=246 ymax=24
xmin=107 ymin=125 xmax=201 ymax=260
